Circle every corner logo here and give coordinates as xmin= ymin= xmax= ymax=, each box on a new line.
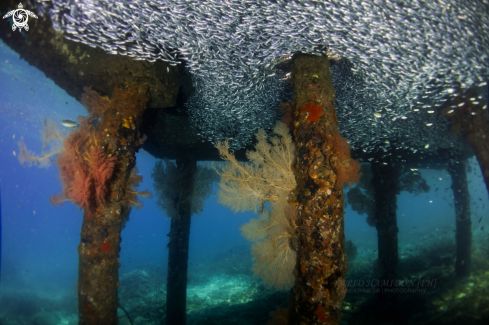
xmin=3 ymin=3 xmax=38 ymax=32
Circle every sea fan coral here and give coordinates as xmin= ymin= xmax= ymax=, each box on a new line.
xmin=215 ymin=122 xmax=298 ymax=290
xmin=152 ymin=160 xmax=216 ymax=217
xmin=18 ymin=118 xmax=64 ymax=168
xmin=241 ymin=199 xmax=298 ymax=290
xmin=152 ymin=160 xmax=179 ymax=217
xmin=214 ymin=121 xmax=295 ymax=213
xmin=41 ymin=118 xmax=64 ymax=153
xmin=18 ymin=140 xmax=47 ymax=167
xmin=125 ymin=167 xmax=152 ymax=210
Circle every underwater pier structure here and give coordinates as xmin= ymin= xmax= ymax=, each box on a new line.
xmin=447 ymin=160 xmax=472 ymax=278
xmin=288 ymin=54 xmax=358 ymax=324
xmin=445 ymin=88 xmax=489 ymax=198
xmin=165 ymin=155 xmax=197 ymax=325
xmin=75 ymin=86 xmax=151 ymax=324
xmin=2 ymin=0 xmax=488 ymax=324
xmin=0 ymin=3 xmax=179 ymax=323
xmin=371 ymin=164 xmax=400 ymax=322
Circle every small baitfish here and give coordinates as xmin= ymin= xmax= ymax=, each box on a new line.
xmin=60 ymin=119 xmax=79 ymax=128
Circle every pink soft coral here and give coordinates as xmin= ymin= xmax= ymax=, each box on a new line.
xmin=89 ymin=146 xmax=116 ymax=205
xmin=51 ymin=126 xmax=116 ymax=212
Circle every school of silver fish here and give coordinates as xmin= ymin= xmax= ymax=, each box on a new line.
xmin=32 ymin=0 xmax=489 ymax=161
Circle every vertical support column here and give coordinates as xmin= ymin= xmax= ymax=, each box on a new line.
xmin=291 ymin=53 xmax=358 ymax=324
xmin=166 ymin=155 xmax=196 ymax=325
xmin=78 ymin=209 xmax=129 ymax=324
xmin=447 ymin=160 xmax=472 ymax=278
xmin=446 ymin=88 xmax=489 ymax=197
xmin=371 ymin=163 xmax=400 ymax=322
xmin=75 ymin=85 xmax=149 ymax=324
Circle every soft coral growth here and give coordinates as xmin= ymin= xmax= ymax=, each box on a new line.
xmin=331 ymin=130 xmax=361 ymax=186
xmin=18 ymin=118 xmax=64 ymax=168
xmin=72 ymin=169 xmax=93 ymax=211
xmin=90 ymin=146 xmax=116 ymax=204
xmin=125 ymin=167 xmax=152 ymax=210
xmin=41 ymin=118 xmax=64 ymax=153
xmin=51 ymin=121 xmax=117 ymax=212
xmin=81 ymin=87 xmax=111 ymax=118
xmin=51 ymin=148 xmax=84 ymax=208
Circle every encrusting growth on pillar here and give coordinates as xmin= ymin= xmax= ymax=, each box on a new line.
xmin=52 ymin=86 xmax=150 ymax=324
xmin=17 ymin=85 xmax=151 ymax=324
xmin=290 ymin=53 xmax=360 ymax=325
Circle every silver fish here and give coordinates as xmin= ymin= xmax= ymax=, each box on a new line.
xmin=37 ymin=0 xmax=488 ymax=153
xmin=60 ymin=120 xmax=79 ymax=128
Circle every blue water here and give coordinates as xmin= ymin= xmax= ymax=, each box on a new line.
xmin=0 ymin=40 xmax=257 ymax=324
xmin=1 ymin=39 xmax=489 ymax=324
